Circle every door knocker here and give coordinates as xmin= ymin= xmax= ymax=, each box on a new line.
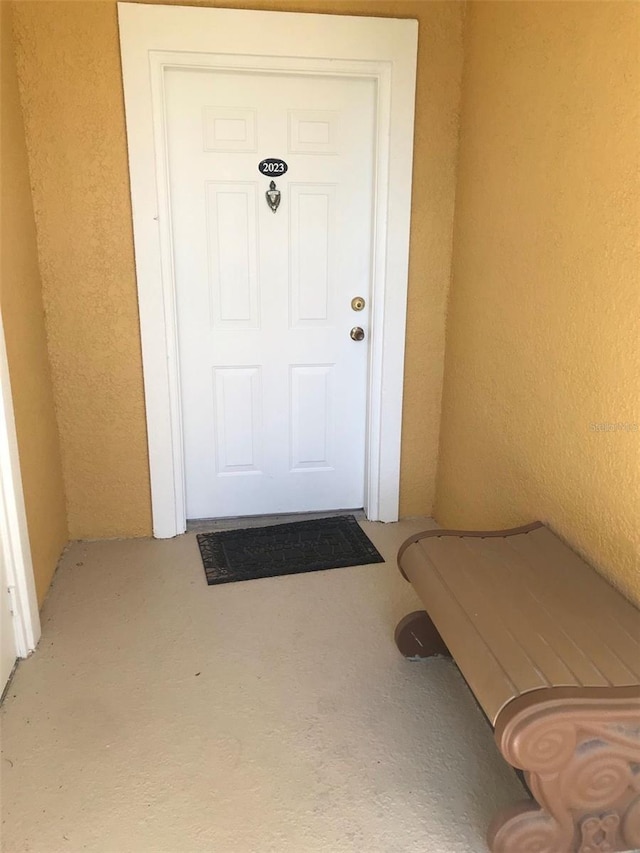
xmin=265 ymin=180 xmax=281 ymax=214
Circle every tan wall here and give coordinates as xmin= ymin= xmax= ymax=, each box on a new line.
xmin=0 ymin=1 xmax=68 ymax=604
xmin=436 ymin=2 xmax=640 ymax=604
xmin=11 ymin=0 xmax=465 ymax=538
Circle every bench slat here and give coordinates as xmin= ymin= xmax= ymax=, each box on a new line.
xmin=456 ymin=536 xmax=592 ymax=685
xmin=464 ymin=534 xmax=625 ymax=686
xmin=507 ymin=528 xmax=640 ymax=681
xmin=418 ymin=539 xmax=556 ymax=694
xmin=400 ymin=544 xmax=521 ymax=720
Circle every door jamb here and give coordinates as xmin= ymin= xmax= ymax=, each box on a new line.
xmin=118 ymin=4 xmax=418 ymax=537
xmin=0 ymin=316 xmax=41 ymax=658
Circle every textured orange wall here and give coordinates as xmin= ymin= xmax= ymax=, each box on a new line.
xmin=436 ymin=2 xmax=640 ymax=604
xmin=11 ymin=0 xmax=464 ymax=537
xmin=12 ymin=0 xmax=152 ymax=539
xmin=0 ymin=1 xmax=68 ymax=604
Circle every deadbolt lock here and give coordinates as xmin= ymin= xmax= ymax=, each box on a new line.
xmin=350 ymin=326 xmax=365 ymax=342
xmin=351 ymin=296 xmax=366 ymax=312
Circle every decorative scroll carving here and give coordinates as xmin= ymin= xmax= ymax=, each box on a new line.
xmin=488 ymin=688 xmax=640 ymax=853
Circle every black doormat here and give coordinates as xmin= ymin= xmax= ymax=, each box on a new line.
xmin=196 ymin=514 xmax=384 ymax=585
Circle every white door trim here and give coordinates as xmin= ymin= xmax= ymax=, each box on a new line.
xmin=0 ymin=316 xmax=41 ymax=658
xmin=118 ymin=3 xmax=418 ymax=537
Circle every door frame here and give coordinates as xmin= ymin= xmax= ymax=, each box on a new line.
xmin=118 ymin=3 xmax=418 ymax=537
xmin=0 ymin=315 xmax=41 ymax=660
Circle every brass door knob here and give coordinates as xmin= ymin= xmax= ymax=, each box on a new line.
xmin=350 ymin=326 xmax=365 ymax=341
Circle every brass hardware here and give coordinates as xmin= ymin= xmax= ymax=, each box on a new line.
xmin=350 ymin=326 xmax=365 ymax=341
xmin=351 ymin=296 xmax=366 ymax=312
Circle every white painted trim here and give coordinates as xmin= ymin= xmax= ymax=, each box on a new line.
xmin=118 ymin=3 xmax=418 ymax=536
xmin=0 ymin=317 xmax=41 ymax=657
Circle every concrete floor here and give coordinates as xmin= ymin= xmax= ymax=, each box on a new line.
xmin=1 ymin=518 xmax=525 ymax=853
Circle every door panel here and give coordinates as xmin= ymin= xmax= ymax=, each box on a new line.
xmin=290 ymin=364 xmax=334 ymax=471
xmin=166 ymin=69 xmax=375 ymax=518
xmin=207 ymin=183 xmax=260 ymax=329
xmin=290 ymin=184 xmax=335 ymax=326
xmin=213 ymin=366 xmax=263 ymax=476
xmin=203 ymin=107 xmax=257 ymax=153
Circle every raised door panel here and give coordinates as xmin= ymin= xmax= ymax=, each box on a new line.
xmin=288 ymin=109 xmax=339 ymax=155
xmin=203 ymin=107 xmax=257 ymax=152
xmin=206 ymin=182 xmax=260 ymax=329
xmin=289 ymin=184 xmax=336 ymax=327
xmin=290 ymin=364 xmax=334 ymax=471
xmin=213 ymin=367 xmax=262 ymax=475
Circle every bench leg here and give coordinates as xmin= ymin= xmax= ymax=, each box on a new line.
xmin=487 ymin=689 xmax=640 ymax=853
xmin=394 ymin=610 xmax=451 ymax=659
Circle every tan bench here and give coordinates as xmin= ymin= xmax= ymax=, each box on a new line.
xmin=395 ymin=521 xmax=640 ymax=853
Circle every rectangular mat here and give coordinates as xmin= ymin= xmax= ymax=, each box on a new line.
xmin=196 ymin=514 xmax=384 ymax=585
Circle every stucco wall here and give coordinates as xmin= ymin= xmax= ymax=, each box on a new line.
xmin=0 ymin=1 xmax=68 ymax=604
xmin=436 ymin=2 xmax=640 ymax=604
xmin=11 ymin=0 xmax=465 ymax=538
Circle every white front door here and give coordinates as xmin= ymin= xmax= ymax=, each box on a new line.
xmin=166 ymin=69 xmax=376 ymax=519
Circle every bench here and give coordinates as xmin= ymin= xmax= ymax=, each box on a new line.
xmin=395 ymin=521 xmax=640 ymax=853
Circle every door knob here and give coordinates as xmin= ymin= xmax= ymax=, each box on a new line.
xmin=350 ymin=326 xmax=365 ymax=341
